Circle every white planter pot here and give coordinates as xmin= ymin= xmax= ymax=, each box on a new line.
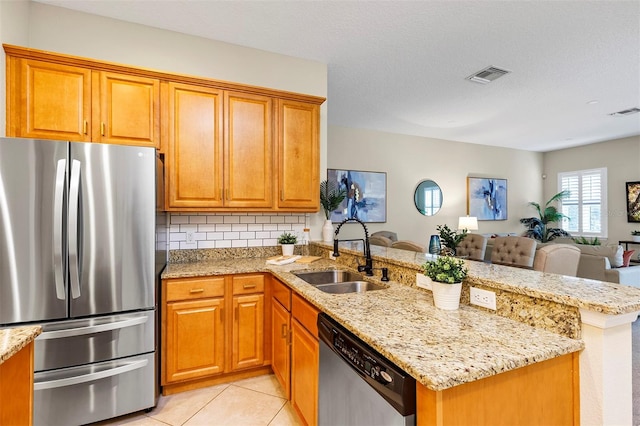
xmin=632 ymin=235 xmax=640 ymax=243
xmin=281 ymin=244 xmax=295 ymax=256
xmin=431 ymin=281 xmax=462 ymax=310
xmin=322 ymin=219 xmax=334 ymax=243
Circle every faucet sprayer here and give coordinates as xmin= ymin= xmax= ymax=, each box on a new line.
xmin=332 ymin=218 xmax=373 ymax=276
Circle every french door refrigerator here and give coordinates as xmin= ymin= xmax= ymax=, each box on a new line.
xmin=0 ymin=137 xmax=167 ymax=425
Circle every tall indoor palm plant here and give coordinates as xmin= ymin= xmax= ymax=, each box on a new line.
xmin=520 ymin=190 xmax=571 ymax=242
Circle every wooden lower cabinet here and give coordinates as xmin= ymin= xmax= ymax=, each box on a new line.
xmin=416 ymin=352 xmax=580 ymax=425
xmin=291 ymin=318 xmax=319 ymax=426
xmin=0 ymin=340 xmax=34 ymax=425
xmin=232 ymin=293 xmax=265 ymax=370
xmin=271 ymin=296 xmax=291 ymax=399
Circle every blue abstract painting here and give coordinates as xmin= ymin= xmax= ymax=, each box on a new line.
xmin=327 ymin=169 xmax=387 ymax=223
xmin=467 ymin=177 xmax=507 ymax=221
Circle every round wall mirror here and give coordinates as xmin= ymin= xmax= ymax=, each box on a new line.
xmin=414 ymin=179 xmax=443 ymax=216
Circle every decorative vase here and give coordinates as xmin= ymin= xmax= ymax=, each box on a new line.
xmin=281 ymin=244 xmax=295 ymax=256
xmin=632 ymin=235 xmax=640 ymax=243
xmin=322 ymin=219 xmax=334 ymax=243
xmin=431 ymin=281 xmax=462 ymax=310
xmin=428 ymin=235 xmax=441 ymax=254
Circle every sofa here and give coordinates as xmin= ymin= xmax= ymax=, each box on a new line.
xmin=571 ymin=243 xmax=640 ymax=287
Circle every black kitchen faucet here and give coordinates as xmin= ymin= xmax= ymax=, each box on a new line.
xmin=332 ymin=218 xmax=373 ymax=276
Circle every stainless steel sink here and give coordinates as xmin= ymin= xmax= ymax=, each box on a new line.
xmin=315 ymin=281 xmax=386 ymax=294
xmin=294 ymin=270 xmax=364 ymax=285
xmin=293 ymin=269 xmax=386 ymax=293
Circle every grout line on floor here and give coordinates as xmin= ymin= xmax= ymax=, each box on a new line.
xmin=230 ymin=382 xmax=288 ymax=400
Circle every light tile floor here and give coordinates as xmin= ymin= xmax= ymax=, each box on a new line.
xmin=94 ymin=375 xmax=301 ymax=426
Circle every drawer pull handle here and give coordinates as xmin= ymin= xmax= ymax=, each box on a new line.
xmin=83 ymin=120 xmax=88 ymax=135
xmin=189 ymin=288 xmax=205 ymax=294
xmin=281 ymin=324 xmax=287 ymax=338
xmin=101 ymin=122 xmax=105 ymax=136
xmin=243 ymin=284 xmax=257 ymax=289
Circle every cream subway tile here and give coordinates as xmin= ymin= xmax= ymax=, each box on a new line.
xmin=179 ymin=224 xmax=197 ymax=232
xmin=276 ymin=225 xmax=293 ymax=232
xmin=206 ymin=215 xmax=224 ymax=224
xmin=170 ymin=214 xmax=189 ymax=224
xmin=270 ymin=216 xmax=285 ymax=224
xmin=255 ymin=231 xmax=271 ymax=239
xmin=223 ymin=216 xmax=240 ymax=224
xmin=284 ymin=216 xmax=299 ymax=224
xmin=231 ymin=212 xmax=249 ymax=216
xmin=179 ymin=241 xmax=197 ymax=249
xmin=169 ymin=241 xmax=180 ymax=250
xmin=215 ymin=240 xmax=232 ymax=248
xmin=224 ymin=231 xmax=240 ymax=240
xmin=189 ymin=215 xmax=207 ymax=224
xmin=232 ymin=240 xmax=248 ymax=248
xmin=240 ymin=232 xmax=255 ymax=239
xmin=255 ymin=216 xmax=271 ymax=224
xmin=171 ymin=233 xmax=186 ymax=242
xmin=216 ymin=224 xmax=232 ymax=232
xmin=169 ymin=224 xmax=181 ymax=233
xmin=193 ymin=232 xmax=206 ymax=241
xmin=247 ymin=239 xmax=263 ymax=247
xmin=247 ymin=224 xmax=264 ymax=232
xmin=239 ymin=216 xmax=257 ymax=224
xmin=231 ymin=224 xmax=248 ymax=232
xmin=197 ymin=224 xmax=216 ymax=232
xmin=198 ymin=240 xmax=216 ymax=249
xmin=206 ymin=232 xmax=224 ymax=240
xmin=263 ymin=224 xmax=278 ymax=231
xmin=264 ymin=238 xmax=278 ymax=246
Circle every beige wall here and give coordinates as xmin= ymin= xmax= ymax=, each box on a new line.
xmin=543 ymin=135 xmax=640 ymax=244
xmin=327 ymin=126 xmax=544 ymax=244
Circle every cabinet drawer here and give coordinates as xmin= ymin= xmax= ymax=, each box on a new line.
xmin=232 ymin=274 xmax=265 ymax=295
xmin=292 ymin=293 xmax=319 ymax=338
xmin=272 ymin=278 xmax=291 ymax=311
xmin=165 ymin=277 xmax=225 ymax=302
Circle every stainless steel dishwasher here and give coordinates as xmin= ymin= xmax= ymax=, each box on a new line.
xmin=318 ymin=313 xmax=416 ymax=426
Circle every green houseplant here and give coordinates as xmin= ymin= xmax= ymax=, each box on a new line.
xmin=632 ymin=230 xmax=640 ymax=242
xmin=520 ymin=190 xmax=572 ymax=242
xmin=436 ymin=224 xmax=467 ymax=255
xmin=277 ymin=232 xmax=297 ymax=256
xmin=320 ymin=180 xmax=347 ymax=242
xmin=422 ymin=256 xmax=468 ymax=310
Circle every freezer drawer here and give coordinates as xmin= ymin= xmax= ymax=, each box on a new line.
xmin=33 ymin=352 xmax=155 ymax=426
xmin=35 ymin=310 xmax=155 ymax=371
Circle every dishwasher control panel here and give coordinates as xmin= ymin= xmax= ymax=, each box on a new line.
xmin=317 ymin=313 xmax=416 ymax=416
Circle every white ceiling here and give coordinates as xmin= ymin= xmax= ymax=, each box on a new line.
xmin=35 ymin=0 xmax=640 ymax=152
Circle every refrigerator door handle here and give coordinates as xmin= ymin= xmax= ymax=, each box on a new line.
xmin=68 ymin=159 xmax=82 ymax=299
xmin=34 ymin=359 xmax=148 ymax=391
xmin=37 ymin=315 xmax=149 ymax=340
xmin=53 ymin=159 xmax=67 ymax=300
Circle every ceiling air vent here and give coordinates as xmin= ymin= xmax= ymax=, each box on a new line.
xmin=466 ymin=66 xmax=511 ymax=84
xmin=609 ymin=107 xmax=640 ymax=117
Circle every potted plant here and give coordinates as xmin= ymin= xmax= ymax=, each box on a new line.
xmin=320 ymin=179 xmax=346 ymax=242
xmin=632 ymin=230 xmax=640 ymax=243
xmin=422 ymin=256 xmax=468 ymax=310
xmin=436 ymin=224 xmax=467 ymax=256
xmin=277 ymin=232 xmax=298 ymax=256
xmin=520 ymin=191 xmax=572 ymax=242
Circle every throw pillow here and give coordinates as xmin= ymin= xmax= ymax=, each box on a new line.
xmin=623 ymin=250 xmax=636 ymax=267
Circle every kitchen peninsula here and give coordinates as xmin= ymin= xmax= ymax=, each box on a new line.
xmin=161 ymin=240 xmax=640 ymax=424
xmin=0 ymin=326 xmax=41 ymax=424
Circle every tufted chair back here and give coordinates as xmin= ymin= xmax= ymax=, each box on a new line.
xmin=490 ymin=236 xmax=537 ymax=269
xmin=369 ymin=235 xmax=393 ymax=247
xmin=391 ymin=240 xmax=426 ymax=252
xmin=371 ymin=230 xmax=398 ymax=242
xmin=533 ymin=244 xmax=581 ymax=276
xmin=456 ymin=234 xmax=488 ymax=261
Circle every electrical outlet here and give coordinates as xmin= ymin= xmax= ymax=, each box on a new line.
xmin=416 ymin=273 xmax=432 ymax=290
xmin=470 ymin=287 xmax=497 ymax=310
xmin=186 ymin=231 xmax=195 ymax=243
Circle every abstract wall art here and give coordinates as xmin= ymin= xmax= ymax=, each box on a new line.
xmin=467 ymin=177 xmax=508 ymax=221
xmin=626 ymin=181 xmax=640 ymax=223
xmin=327 ymin=169 xmax=387 ymax=223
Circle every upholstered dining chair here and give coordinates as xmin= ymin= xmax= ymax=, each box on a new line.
xmin=533 ymin=244 xmax=581 ymax=276
xmin=371 ymin=230 xmax=398 ymax=243
xmin=391 ymin=240 xmax=426 ymax=252
xmin=456 ymin=234 xmax=488 ymax=261
xmin=369 ymin=235 xmax=393 ymax=247
xmin=490 ymin=236 xmax=537 ymax=269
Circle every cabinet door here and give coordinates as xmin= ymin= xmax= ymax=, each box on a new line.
xmin=95 ymin=72 xmax=160 ymax=147
xmin=277 ymin=99 xmax=320 ymax=210
xmin=15 ymin=59 xmax=91 ymax=141
xmin=224 ymin=92 xmax=273 ymax=208
xmin=291 ymin=318 xmax=318 ymax=426
xmin=271 ymin=298 xmax=291 ymax=399
xmin=232 ymin=294 xmax=265 ymax=370
xmin=165 ymin=82 xmax=224 ymax=209
xmin=164 ymin=298 xmax=225 ymax=384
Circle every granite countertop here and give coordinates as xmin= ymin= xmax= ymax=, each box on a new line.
xmin=0 ymin=326 xmax=41 ymax=365
xmin=163 ymin=257 xmax=585 ymax=391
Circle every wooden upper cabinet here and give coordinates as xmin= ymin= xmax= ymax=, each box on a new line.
xmin=93 ymin=72 xmax=160 ymax=147
xmin=164 ymin=82 xmax=224 ymax=209
xmin=224 ymin=92 xmax=273 ymax=208
xmin=277 ymin=99 xmax=320 ymax=210
xmin=9 ymin=58 xmax=91 ymax=141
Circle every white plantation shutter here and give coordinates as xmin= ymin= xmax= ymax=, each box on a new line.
xmin=558 ymin=168 xmax=607 ymax=237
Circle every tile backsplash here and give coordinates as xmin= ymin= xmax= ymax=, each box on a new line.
xmin=169 ymin=213 xmax=308 ymax=250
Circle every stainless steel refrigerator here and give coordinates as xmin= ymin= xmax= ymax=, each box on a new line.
xmin=0 ymin=137 xmax=167 ymax=425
